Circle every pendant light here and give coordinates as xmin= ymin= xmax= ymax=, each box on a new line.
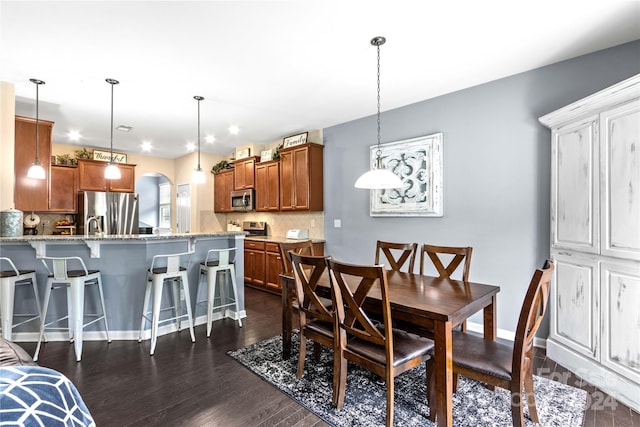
xmin=354 ymin=36 xmax=403 ymax=190
xmin=26 ymin=78 xmax=46 ymax=180
xmin=192 ymin=95 xmax=206 ymax=184
xmin=104 ymin=78 xmax=121 ymax=180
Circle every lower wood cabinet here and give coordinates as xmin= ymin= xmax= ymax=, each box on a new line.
xmin=244 ymin=239 xmax=325 ymax=294
xmin=244 ymin=240 xmax=266 ymax=287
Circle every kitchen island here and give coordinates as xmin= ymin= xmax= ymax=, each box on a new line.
xmin=0 ymin=232 xmax=246 ymax=341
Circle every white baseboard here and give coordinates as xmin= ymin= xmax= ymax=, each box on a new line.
xmin=9 ymin=309 xmax=247 ymax=343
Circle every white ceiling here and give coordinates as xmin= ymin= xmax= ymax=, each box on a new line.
xmin=2 ymin=1 xmax=639 ymax=159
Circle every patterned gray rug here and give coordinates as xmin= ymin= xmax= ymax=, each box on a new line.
xmin=228 ymin=332 xmax=587 ymax=426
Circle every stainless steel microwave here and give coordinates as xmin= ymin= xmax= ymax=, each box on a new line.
xmin=231 ymin=190 xmax=254 ymax=211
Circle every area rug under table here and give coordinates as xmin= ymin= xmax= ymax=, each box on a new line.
xmin=228 ymin=332 xmax=587 ymax=426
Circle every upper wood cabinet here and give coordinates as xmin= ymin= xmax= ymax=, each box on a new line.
xmin=255 ymin=161 xmax=280 ymax=212
xmin=233 ymin=156 xmax=258 ymax=190
xmin=77 ymin=159 xmax=136 ymax=193
xmin=214 ymin=169 xmax=234 ymax=213
xmin=279 ymin=143 xmax=324 ymax=211
xmin=14 ymin=116 xmax=53 ymax=212
xmin=49 ymin=165 xmax=77 ymax=212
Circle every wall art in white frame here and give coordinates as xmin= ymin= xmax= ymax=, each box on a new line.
xmin=369 ymin=133 xmax=443 ymax=217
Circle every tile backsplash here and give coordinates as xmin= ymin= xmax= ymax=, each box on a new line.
xmin=200 ymin=211 xmax=324 ymax=239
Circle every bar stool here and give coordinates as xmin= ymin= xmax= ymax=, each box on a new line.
xmin=197 ymin=248 xmax=242 ymax=338
xmin=139 ymin=251 xmax=195 ymax=355
xmin=35 ymin=256 xmax=111 ymax=362
xmin=0 ymin=257 xmax=41 ymax=341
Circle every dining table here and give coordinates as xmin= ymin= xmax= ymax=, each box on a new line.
xmin=280 ymin=269 xmax=500 ymax=427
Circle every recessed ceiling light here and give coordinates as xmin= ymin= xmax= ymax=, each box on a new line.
xmin=67 ymin=130 xmax=81 ymax=141
xmin=229 ymin=125 xmax=239 ymax=135
xmin=116 ymin=125 xmax=133 ymax=132
xmin=141 ymin=141 xmax=152 ymax=152
xmin=205 ymin=135 xmax=215 ymax=144
xmin=186 ymin=142 xmax=196 ymax=151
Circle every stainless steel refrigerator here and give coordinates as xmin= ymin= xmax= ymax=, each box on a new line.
xmin=78 ymin=191 xmax=139 ymax=235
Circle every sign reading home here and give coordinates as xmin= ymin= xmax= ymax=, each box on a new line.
xmin=93 ymin=149 xmax=127 ymax=164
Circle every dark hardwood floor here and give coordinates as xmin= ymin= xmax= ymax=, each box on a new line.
xmin=16 ymin=287 xmax=639 ymax=426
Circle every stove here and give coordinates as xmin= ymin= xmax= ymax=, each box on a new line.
xmin=242 ymin=221 xmax=267 ymax=236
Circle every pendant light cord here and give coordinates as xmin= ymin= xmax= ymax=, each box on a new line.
xmin=35 ymin=82 xmax=40 ymax=163
xmin=375 ymin=40 xmax=382 ymax=162
xmin=197 ymin=97 xmax=201 ymax=169
xmin=110 ymin=81 xmax=114 ymax=163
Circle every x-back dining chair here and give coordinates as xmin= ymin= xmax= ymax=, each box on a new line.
xmin=375 ymin=240 xmax=417 ymax=273
xmin=279 ymin=240 xmax=315 ymax=275
xmin=420 ymin=244 xmax=473 ymax=332
xmin=427 ymin=260 xmax=554 ymax=426
xmin=289 ymin=252 xmax=333 ymax=381
xmin=327 ymin=258 xmax=434 ymax=427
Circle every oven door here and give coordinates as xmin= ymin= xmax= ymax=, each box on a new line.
xmin=231 ymin=190 xmax=254 ymax=211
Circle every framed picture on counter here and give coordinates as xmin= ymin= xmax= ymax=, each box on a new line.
xmin=236 ymin=148 xmax=251 ymax=159
xmin=369 ymin=132 xmax=443 ymax=217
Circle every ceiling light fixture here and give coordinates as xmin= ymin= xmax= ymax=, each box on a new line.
xmin=104 ymin=78 xmax=121 ymax=180
xmin=192 ymin=95 xmax=206 ymax=184
xmin=26 ymin=78 xmax=46 ymax=180
xmin=228 ymin=125 xmax=239 ymax=135
xmin=354 ymin=36 xmax=403 ymax=190
xmin=67 ymin=130 xmax=81 ymax=142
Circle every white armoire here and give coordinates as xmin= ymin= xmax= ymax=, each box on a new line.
xmin=539 ymin=74 xmax=640 ymax=412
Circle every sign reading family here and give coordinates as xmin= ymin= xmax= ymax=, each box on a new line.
xmin=283 ymin=132 xmax=308 ymax=148
xmin=93 ymin=149 xmax=127 ymax=164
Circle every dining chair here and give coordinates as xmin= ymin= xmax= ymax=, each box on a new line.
xmin=197 ymin=248 xmax=242 ymax=338
xmin=139 ymin=251 xmax=195 ymax=355
xmin=427 ymin=260 xmax=554 ymax=426
xmin=374 ymin=240 xmax=417 ymax=273
xmin=327 ymin=258 xmax=434 ymax=427
xmin=289 ymin=252 xmax=333 ymax=380
xmin=420 ymin=244 xmax=473 ymax=332
xmin=279 ymin=240 xmax=315 ymax=275
xmin=35 ymin=256 xmax=111 ymax=362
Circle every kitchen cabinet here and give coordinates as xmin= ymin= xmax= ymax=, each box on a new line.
xmin=233 ymin=156 xmax=258 ymax=190
xmin=244 ymin=240 xmax=265 ymax=287
xmin=279 ymin=143 xmax=323 ymax=211
xmin=49 ymin=165 xmax=77 ymax=212
xmin=214 ymin=169 xmax=234 ymax=213
xmin=14 ymin=116 xmax=53 ymax=212
xmin=255 ymin=161 xmax=280 ymax=212
xmin=539 ymin=74 xmax=640 ymax=412
xmin=78 ymin=159 xmax=136 ymax=192
xmin=246 ymin=239 xmax=325 ymax=293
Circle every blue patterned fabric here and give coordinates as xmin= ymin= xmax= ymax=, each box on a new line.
xmin=0 ymin=366 xmax=95 ymax=427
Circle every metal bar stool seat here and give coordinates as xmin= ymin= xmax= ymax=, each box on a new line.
xmin=197 ymin=248 xmax=242 ymax=338
xmin=139 ymin=251 xmax=195 ymax=355
xmin=35 ymin=256 xmax=111 ymax=362
xmin=0 ymin=257 xmax=41 ymax=342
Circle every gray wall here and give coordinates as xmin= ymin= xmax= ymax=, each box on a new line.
xmin=322 ymin=40 xmax=640 ymax=338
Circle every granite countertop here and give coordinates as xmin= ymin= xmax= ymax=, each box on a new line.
xmin=0 ymin=231 xmax=246 ymax=243
xmin=244 ymin=235 xmax=325 ymax=244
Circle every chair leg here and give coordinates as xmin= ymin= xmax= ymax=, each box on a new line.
xmin=511 ymin=383 xmax=526 ymax=427
xmin=313 ymin=341 xmax=321 ymax=361
xmin=69 ymin=278 xmax=85 ymax=362
xmin=385 ymin=370 xmax=394 ymax=427
xmin=33 ymin=279 xmax=53 ymax=362
xmin=228 ymin=265 xmax=242 ymax=327
xmin=95 ymin=275 xmax=111 ymax=343
xmin=0 ymin=279 xmax=16 ymax=341
xmin=296 ymin=332 xmax=307 ymax=379
xmin=180 ymin=273 xmax=195 ymax=343
xmin=333 ymin=346 xmax=347 ymax=409
xmin=66 ymin=286 xmax=74 ymax=343
xmin=206 ymin=268 xmax=217 ymax=338
xmin=149 ymin=276 xmax=164 ymax=356
xmin=138 ymin=276 xmax=152 ymax=342
xmin=524 ymin=371 xmax=539 ymax=423
xmin=172 ymin=279 xmax=182 ymax=332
